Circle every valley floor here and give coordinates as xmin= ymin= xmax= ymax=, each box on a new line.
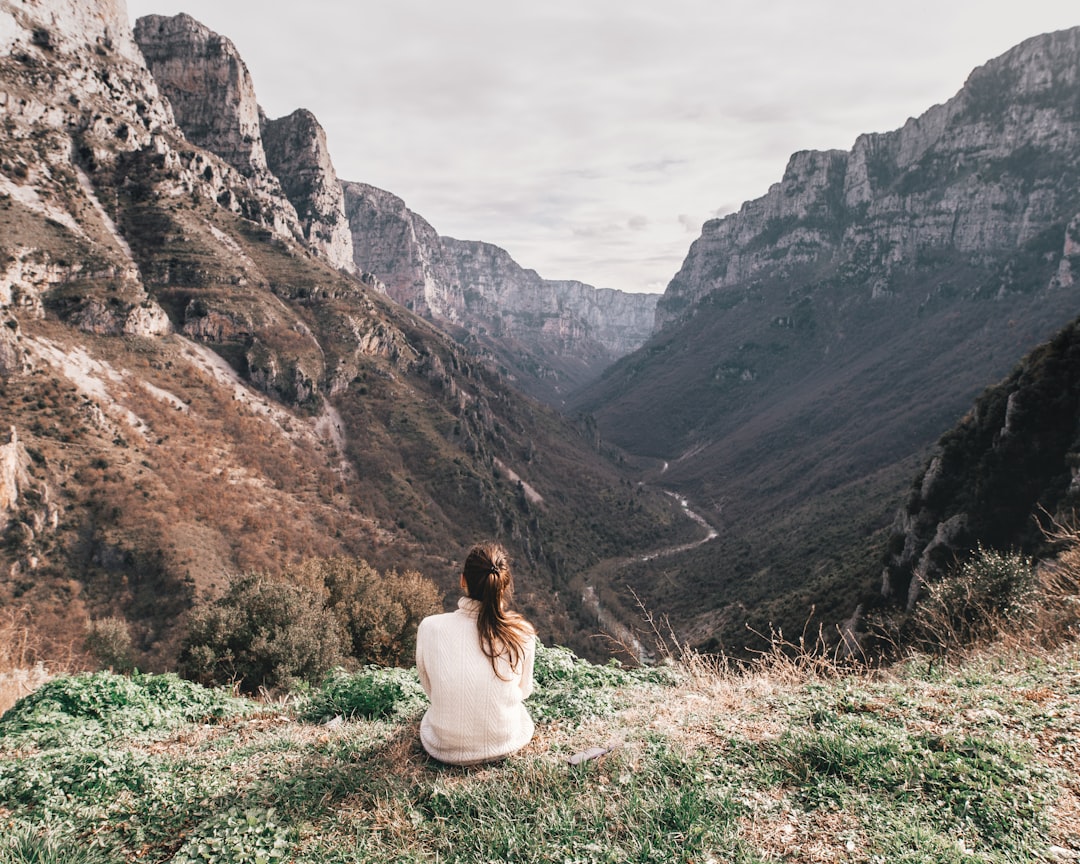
xmin=0 ymin=640 xmax=1077 ymax=863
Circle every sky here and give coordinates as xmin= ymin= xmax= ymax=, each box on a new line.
xmin=124 ymin=1 xmax=1079 ymax=295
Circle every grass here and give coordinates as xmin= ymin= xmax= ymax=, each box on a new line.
xmin=0 ymin=642 xmax=1076 ymax=863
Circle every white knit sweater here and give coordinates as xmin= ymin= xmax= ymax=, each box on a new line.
xmin=415 ymin=597 xmax=536 ymax=765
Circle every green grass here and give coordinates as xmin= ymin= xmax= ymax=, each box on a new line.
xmin=0 ymin=643 xmax=1076 ymax=863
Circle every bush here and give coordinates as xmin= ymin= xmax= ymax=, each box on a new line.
xmin=300 ymin=666 xmax=428 ymax=722
xmin=0 ymin=671 xmax=245 ymax=748
xmin=179 ymin=573 xmax=347 ymax=693
xmin=84 ymin=617 xmax=135 ymax=673
xmin=913 ymin=546 xmax=1038 ymax=651
xmin=289 ymin=557 xmax=442 ymax=666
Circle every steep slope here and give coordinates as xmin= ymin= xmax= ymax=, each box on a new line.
xmin=0 ymin=0 xmax=692 ymax=666
xmin=572 ymin=28 xmax=1080 ymax=653
xmin=341 ymin=181 xmax=659 ymax=405
xmin=883 ymin=314 xmax=1080 ymax=610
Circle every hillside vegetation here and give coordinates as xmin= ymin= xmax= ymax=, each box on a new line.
xmin=0 ymin=634 xmax=1077 ymax=863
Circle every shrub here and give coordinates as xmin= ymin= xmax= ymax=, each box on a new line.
xmin=84 ymin=617 xmax=135 ymax=673
xmin=300 ymin=666 xmax=428 ymax=722
xmin=179 ymin=573 xmax=347 ymax=693
xmin=0 ymin=671 xmax=244 ymax=748
xmin=913 ymin=545 xmax=1038 ymax=651
xmin=288 ymin=557 xmax=442 ymax=666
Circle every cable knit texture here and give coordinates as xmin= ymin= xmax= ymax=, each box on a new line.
xmin=416 ymin=597 xmax=535 ymax=765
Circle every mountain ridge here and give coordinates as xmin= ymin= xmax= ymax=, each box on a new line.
xmin=573 ymin=25 xmax=1080 ymax=653
xmin=0 ymin=0 xmax=692 ymax=667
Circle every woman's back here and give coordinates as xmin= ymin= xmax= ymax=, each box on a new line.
xmin=416 ymin=597 xmax=535 ymax=765
xmin=415 ymin=542 xmax=536 ymax=766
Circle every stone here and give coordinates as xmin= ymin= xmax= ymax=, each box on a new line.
xmin=263 ymin=109 xmax=355 ymax=273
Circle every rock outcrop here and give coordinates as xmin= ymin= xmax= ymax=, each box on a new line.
xmin=882 ymin=316 xmax=1080 ymax=608
xmin=263 ymin=109 xmax=355 ymax=273
xmin=658 ymin=27 xmax=1080 ymax=329
xmin=0 ymin=0 xmax=140 ymax=61
xmin=133 ymin=13 xmax=267 ymax=176
xmin=342 ymin=181 xmax=659 ymax=402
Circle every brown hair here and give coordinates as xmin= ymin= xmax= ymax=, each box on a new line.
xmin=462 ymin=542 xmax=534 ymax=678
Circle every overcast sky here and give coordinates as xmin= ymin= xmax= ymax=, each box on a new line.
xmin=125 ymin=1 xmax=1078 ymax=294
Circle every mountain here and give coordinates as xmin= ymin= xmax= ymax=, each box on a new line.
xmin=883 ymin=314 xmax=1080 ymax=610
xmin=341 ymin=181 xmax=659 ymax=405
xmin=0 ymin=0 xmax=693 ymax=666
xmin=571 ymin=27 xmax=1080 ymax=653
xmin=132 ymin=12 xmax=655 ymax=408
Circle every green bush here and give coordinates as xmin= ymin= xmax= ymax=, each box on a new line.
xmin=289 ymin=557 xmax=442 ymax=666
xmin=914 ymin=545 xmax=1038 ymax=650
xmin=0 ymin=671 xmax=244 ymax=748
xmin=300 ymin=666 xmax=428 ymax=723
xmin=179 ymin=573 xmax=347 ymax=693
xmin=83 ymin=617 xmax=135 ymax=673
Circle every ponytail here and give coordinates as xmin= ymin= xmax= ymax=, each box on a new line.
xmin=462 ymin=542 xmax=534 ymax=678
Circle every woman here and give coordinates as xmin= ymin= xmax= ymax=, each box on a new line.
xmin=415 ymin=542 xmax=536 ymax=765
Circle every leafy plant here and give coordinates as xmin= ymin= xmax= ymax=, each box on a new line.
xmin=526 ymin=643 xmax=677 ymax=723
xmin=300 ymin=666 xmax=428 ymax=722
xmin=0 ymin=671 xmax=245 ymax=748
xmin=170 ymin=807 xmax=293 ymax=864
xmin=179 ymin=573 xmax=347 ymax=693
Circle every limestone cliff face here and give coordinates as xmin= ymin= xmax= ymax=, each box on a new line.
xmin=342 ymin=181 xmax=658 ymax=400
xmin=0 ymin=0 xmax=140 ymax=61
xmin=439 ymin=237 xmax=657 ymax=358
xmin=263 ymin=109 xmax=354 ymax=273
xmin=133 ymin=13 xmax=267 ymax=176
xmin=658 ymin=27 xmax=1080 ymax=328
xmin=341 ymin=181 xmax=453 ymax=316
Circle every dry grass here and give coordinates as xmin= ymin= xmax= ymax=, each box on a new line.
xmin=0 ymin=607 xmax=55 ymax=714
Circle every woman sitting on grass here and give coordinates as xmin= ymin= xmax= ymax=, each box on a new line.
xmin=415 ymin=542 xmax=536 ymax=765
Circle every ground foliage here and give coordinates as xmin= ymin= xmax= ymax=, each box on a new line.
xmin=0 ymin=640 xmax=1075 ymax=863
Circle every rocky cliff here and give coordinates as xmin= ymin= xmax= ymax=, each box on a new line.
xmin=573 ymin=27 xmax=1080 ymax=655
xmin=0 ymin=0 xmax=688 ymax=667
xmin=882 ymin=314 xmax=1080 ymax=611
xmin=133 ymin=13 xmax=267 ymax=176
xmin=262 ymin=109 xmax=354 ymax=273
xmin=658 ymin=27 xmax=1080 ymax=329
xmin=129 ymin=15 xmax=652 ymax=405
xmin=342 ymin=181 xmax=659 ymax=403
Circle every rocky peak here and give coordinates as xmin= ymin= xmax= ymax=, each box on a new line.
xmin=262 ymin=109 xmax=354 ymax=273
xmin=657 ymin=26 xmax=1080 ymax=330
xmin=341 ymin=181 xmax=449 ymax=315
xmin=342 ymin=181 xmax=658 ymax=401
xmin=133 ymin=13 xmax=267 ymax=176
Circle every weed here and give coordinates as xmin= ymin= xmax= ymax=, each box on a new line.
xmin=0 ymin=671 xmax=247 ymax=748
xmin=171 ymin=807 xmax=294 ymax=864
xmin=301 ymin=666 xmax=428 ymax=722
